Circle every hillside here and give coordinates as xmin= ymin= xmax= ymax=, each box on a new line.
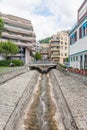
xmin=39 ymin=37 xmax=51 ymax=43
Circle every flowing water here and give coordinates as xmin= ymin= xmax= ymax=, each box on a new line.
xmin=25 ymin=74 xmax=58 ymax=130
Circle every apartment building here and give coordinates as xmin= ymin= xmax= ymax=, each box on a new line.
xmin=49 ymin=31 xmax=69 ymax=64
xmin=35 ymin=42 xmax=40 ymax=52
xmin=40 ymin=43 xmax=49 ymax=60
xmin=69 ymin=0 xmax=87 ymax=69
xmin=0 ymin=12 xmax=36 ymax=64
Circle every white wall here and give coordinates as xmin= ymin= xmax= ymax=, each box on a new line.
xmin=70 ymin=36 xmax=87 ymax=55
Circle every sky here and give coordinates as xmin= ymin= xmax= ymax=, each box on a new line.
xmin=0 ymin=0 xmax=84 ymax=41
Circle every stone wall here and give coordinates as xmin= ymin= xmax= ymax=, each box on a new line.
xmin=0 ymin=67 xmax=28 ymax=84
xmin=3 ymin=71 xmax=39 ymax=130
xmin=50 ymin=70 xmax=78 ymax=130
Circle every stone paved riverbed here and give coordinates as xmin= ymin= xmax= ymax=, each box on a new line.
xmin=24 ymin=74 xmax=59 ymax=130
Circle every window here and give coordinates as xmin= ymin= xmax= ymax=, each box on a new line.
xmin=65 ymin=42 xmax=67 ymax=45
xmin=82 ymin=22 xmax=87 ymax=37
xmin=79 ymin=21 xmax=87 ymax=39
xmin=65 ymin=53 xmax=67 ymax=56
xmin=76 ymin=56 xmax=78 ymax=61
xmin=71 ymin=57 xmax=72 ymax=61
xmin=73 ymin=57 xmax=75 ymax=61
xmin=65 ymin=47 xmax=67 ymax=50
xmin=70 ymin=31 xmax=77 ymax=45
xmin=79 ymin=27 xmax=82 ymax=39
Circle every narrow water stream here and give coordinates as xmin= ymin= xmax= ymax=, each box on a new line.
xmin=25 ymin=73 xmax=58 ymax=130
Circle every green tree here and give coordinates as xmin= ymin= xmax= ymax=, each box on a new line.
xmin=0 ymin=41 xmax=19 ymax=59
xmin=0 ymin=18 xmax=4 ymax=37
xmin=65 ymin=57 xmax=69 ymax=62
xmin=34 ymin=52 xmax=42 ymax=60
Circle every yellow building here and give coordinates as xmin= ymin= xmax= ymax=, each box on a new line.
xmin=49 ymin=31 xmax=69 ymax=64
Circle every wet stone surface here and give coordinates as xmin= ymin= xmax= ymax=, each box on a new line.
xmin=24 ymin=74 xmax=58 ymax=130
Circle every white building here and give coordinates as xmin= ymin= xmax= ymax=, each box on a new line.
xmin=69 ymin=0 xmax=87 ymax=69
xmin=0 ymin=12 xmax=36 ymax=64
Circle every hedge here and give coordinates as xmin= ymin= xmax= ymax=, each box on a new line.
xmin=0 ymin=60 xmax=24 ymax=66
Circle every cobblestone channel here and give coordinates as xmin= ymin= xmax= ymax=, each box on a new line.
xmin=24 ymin=74 xmax=58 ymax=130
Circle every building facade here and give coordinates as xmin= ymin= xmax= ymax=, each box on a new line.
xmin=40 ymin=43 xmax=49 ymax=60
xmin=69 ymin=0 xmax=87 ymax=69
xmin=0 ymin=12 xmax=36 ymax=64
xmin=49 ymin=31 xmax=69 ymax=64
xmin=35 ymin=42 xmax=40 ymax=52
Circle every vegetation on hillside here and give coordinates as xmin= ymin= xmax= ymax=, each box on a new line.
xmin=39 ymin=37 xmax=51 ymax=43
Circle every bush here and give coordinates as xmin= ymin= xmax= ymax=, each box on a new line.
xmin=58 ymin=63 xmax=67 ymax=69
xmin=0 ymin=60 xmax=24 ymax=66
xmin=0 ymin=60 xmax=11 ymax=66
xmin=12 ymin=60 xmax=24 ymax=66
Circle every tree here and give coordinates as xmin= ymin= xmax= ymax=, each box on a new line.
xmin=65 ymin=57 xmax=69 ymax=62
xmin=0 ymin=18 xmax=4 ymax=37
xmin=34 ymin=52 xmax=42 ymax=60
xmin=0 ymin=41 xmax=19 ymax=59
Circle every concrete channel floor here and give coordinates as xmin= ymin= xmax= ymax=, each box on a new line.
xmin=53 ymin=69 xmax=87 ymax=130
xmin=0 ymin=70 xmax=36 ymax=130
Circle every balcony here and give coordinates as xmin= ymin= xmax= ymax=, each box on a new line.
xmin=2 ymin=32 xmax=20 ymax=39
xmin=50 ymin=43 xmax=60 ymax=47
xmin=51 ymin=48 xmax=60 ymax=51
xmin=16 ymin=42 xmax=33 ymax=49
xmin=51 ymin=55 xmax=60 ymax=58
xmin=4 ymin=18 xmax=33 ymax=29
xmin=50 ymin=38 xmax=59 ymax=42
xmin=2 ymin=32 xmax=36 ymax=42
xmin=19 ymin=36 xmax=36 ymax=42
xmin=4 ymin=25 xmax=33 ymax=35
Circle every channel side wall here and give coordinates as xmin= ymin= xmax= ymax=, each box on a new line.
xmin=50 ymin=70 xmax=78 ymax=130
xmin=1 ymin=71 xmax=39 ymax=130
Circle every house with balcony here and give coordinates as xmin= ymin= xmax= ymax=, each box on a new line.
xmin=0 ymin=12 xmax=36 ymax=64
xmin=40 ymin=43 xmax=50 ymax=60
xmin=49 ymin=31 xmax=69 ymax=64
xmin=69 ymin=0 xmax=87 ymax=69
